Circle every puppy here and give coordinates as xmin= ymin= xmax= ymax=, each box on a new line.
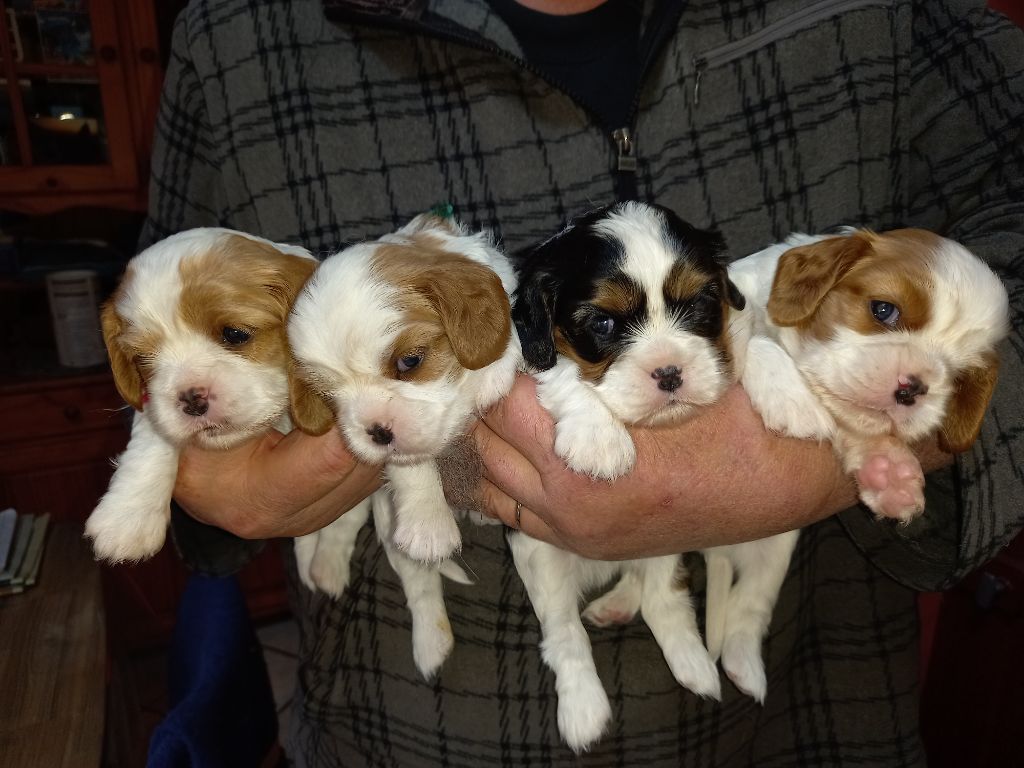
xmin=85 ymin=228 xmax=317 ymax=562
xmin=509 ymin=201 xmax=746 ymax=752
xmin=704 ymin=228 xmax=1010 ymax=702
xmin=287 ymin=212 xmax=520 ymax=676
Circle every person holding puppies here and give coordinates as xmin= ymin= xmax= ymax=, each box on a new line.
xmin=148 ymin=0 xmax=1024 ymax=765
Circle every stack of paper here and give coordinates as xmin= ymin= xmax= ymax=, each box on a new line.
xmin=0 ymin=508 xmax=51 ymax=597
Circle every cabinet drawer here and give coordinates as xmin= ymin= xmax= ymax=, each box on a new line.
xmin=0 ymin=377 xmax=129 ymax=444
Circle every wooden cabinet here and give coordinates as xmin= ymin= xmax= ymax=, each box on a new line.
xmin=0 ymin=370 xmax=289 ymax=651
xmin=0 ymin=0 xmax=162 ymax=215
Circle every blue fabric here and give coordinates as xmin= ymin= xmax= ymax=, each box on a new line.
xmin=147 ymin=574 xmax=279 ymax=768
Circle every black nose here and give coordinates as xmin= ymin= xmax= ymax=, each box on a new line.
xmin=652 ymin=365 xmax=683 ymax=392
xmin=179 ymin=387 xmax=209 ymax=416
xmin=368 ymin=423 xmax=394 ymax=445
xmin=895 ymin=376 xmax=928 ymax=406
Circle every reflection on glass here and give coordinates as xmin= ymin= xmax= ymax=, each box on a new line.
xmin=22 ymin=77 xmax=107 ymax=164
xmin=8 ymin=0 xmax=94 ymax=66
xmin=0 ymin=88 xmax=21 ymax=165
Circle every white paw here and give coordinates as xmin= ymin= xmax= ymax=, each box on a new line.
xmin=555 ymin=417 xmax=636 ymax=480
xmin=293 ymin=536 xmax=319 ymax=593
xmin=721 ymin=631 xmax=767 ymax=704
xmin=412 ymin=612 xmax=455 ymax=680
xmin=393 ymin=513 xmax=462 ymax=563
xmin=582 ymin=587 xmax=641 ymax=627
xmin=663 ymin=638 xmax=721 ymax=700
xmin=310 ymin=553 xmax=352 ymax=599
xmin=557 ymin=674 xmax=612 ymax=754
xmin=84 ymin=499 xmax=168 ymax=563
xmin=856 ymin=446 xmax=926 ymax=523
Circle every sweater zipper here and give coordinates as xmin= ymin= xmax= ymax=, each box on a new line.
xmin=690 ymin=0 xmax=888 ymax=105
xmin=326 ymin=2 xmax=683 ymax=199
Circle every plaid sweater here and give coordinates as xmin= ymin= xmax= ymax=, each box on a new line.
xmin=145 ymin=0 xmax=1024 ymax=765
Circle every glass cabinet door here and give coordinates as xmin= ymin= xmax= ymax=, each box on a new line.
xmin=0 ymin=0 xmax=138 ymax=194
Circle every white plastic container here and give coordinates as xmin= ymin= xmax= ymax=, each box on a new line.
xmin=45 ymin=269 xmax=106 ymax=368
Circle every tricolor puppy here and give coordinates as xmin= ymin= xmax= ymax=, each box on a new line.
xmin=509 ymin=201 xmax=746 ymax=752
xmin=704 ymin=227 xmax=1010 ymax=702
xmin=287 ymin=212 xmax=521 ymax=565
xmin=85 ymin=228 xmax=317 ymax=562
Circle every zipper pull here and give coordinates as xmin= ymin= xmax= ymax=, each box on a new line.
xmin=692 ymin=55 xmax=706 ymax=106
xmin=612 ymin=127 xmax=637 ymax=172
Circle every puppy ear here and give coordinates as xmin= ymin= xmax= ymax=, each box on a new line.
xmin=938 ymin=354 xmax=1000 ymax=453
xmin=511 ymin=271 xmax=558 ymax=371
xmin=724 ymin=274 xmax=746 ymax=311
xmin=100 ymin=297 xmax=145 ymax=411
xmin=288 ymin=363 xmax=335 ymax=436
xmin=424 ymin=261 xmax=512 ymax=370
xmin=768 ymin=232 xmax=874 ymax=326
xmin=222 ymin=235 xmax=318 ymax=319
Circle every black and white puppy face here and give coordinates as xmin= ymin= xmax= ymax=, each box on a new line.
xmin=512 ymin=201 xmax=745 ymax=426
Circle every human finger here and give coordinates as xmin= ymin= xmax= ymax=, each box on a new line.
xmin=476 ymin=477 xmax=564 ymax=547
xmin=480 ymin=375 xmax=558 ymax=465
xmin=472 ymin=416 xmax=545 ymax=510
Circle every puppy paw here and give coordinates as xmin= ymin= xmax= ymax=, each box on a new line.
xmin=582 ymin=584 xmax=641 ymax=627
xmin=721 ymin=631 xmax=767 ymax=704
xmin=393 ymin=513 xmax=462 ymax=563
xmin=557 ymin=675 xmax=612 ymax=754
xmin=84 ymin=501 xmax=167 ymax=563
xmin=292 ymin=535 xmax=319 ymax=593
xmin=412 ymin=613 xmax=455 ymax=680
xmin=663 ymin=639 xmax=721 ymax=700
xmin=855 ymin=446 xmax=926 ymax=524
xmin=310 ymin=553 xmax=352 ymax=599
xmin=555 ymin=417 xmax=636 ymax=481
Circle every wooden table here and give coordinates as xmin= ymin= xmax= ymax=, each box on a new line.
xmin=0 ymin=522 xmax=106 ymax=767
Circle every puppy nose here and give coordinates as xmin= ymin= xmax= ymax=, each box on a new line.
xmin=367 ymin=423 xmax=394 ymax=445
xmin=179 ymin=387 xmax=209 ymax=416
xmin=652 ymin=365 xmax=683 ymax=392
xmin=894 ymin=375 xmax=928 ymax=406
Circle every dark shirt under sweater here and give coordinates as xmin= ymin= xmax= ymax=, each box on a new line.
xmin=487 ymin=0 xmax=642 ymax=129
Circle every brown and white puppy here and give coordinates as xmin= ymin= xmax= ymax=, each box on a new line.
xmin=286 ymin=213 xmax=520 ymax=676
xmin=705 ymin=228 xmax=1010 ymax=702
xmin=509 ymin=201 xmax=746 ymax=753
xmin=85 ymin=228 xmax=317 ymax=562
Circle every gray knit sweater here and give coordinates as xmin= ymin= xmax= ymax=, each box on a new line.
xmin=144 ymin=0 xmax=1024 ymax=765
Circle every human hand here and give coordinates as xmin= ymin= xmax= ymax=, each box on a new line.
xmin=174 ymin=427 xmax=383 ymax=539
xmin=473 ymin=375 xmax=858 ymax=560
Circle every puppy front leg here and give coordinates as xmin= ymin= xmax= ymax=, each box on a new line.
xmin=637 ymin=557 xmax=721 ymax=700
xmin=374 ymin=489 xmax=457 ymax=679
xmin=741 ymin=336 xmax=836 ymax=440
xmin=509 ymin=533 xmax=612 ymax=754
xmin=387 ymin=461 xmax=462 ymax=562
xmin=85 ymin=411 xmax=178 ymax=562
xmin=717 ymin=531 xmax=799 ymax=704
xmin=296 ymin=498 xmax=372 ymax=598
xmin=535 ymin=360 xmax=636 ymax=480
xmin=837 ymin=432 xmax=926 ymax=523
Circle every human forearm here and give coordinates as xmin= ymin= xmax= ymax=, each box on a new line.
xmin=477 ymin=379 xmax=860 ymax=560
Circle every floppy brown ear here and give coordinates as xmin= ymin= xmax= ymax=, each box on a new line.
xmin=100 ymin=298 xmax=145 ymax=411
xmin=422 ymin=261 xmax=512 ymax=370
xmin=767 ymin=232 xmax=874 ymax=326
xmin=221 ymin=235 xmax=318 ymax=320
xmin=938 ymin=354 xmax=1000 ymax=453
xmin=288 ymin=363 xmax=335 ymax=436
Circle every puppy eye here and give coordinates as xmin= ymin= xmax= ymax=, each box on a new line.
xmin=222 ymin=326 xmax=252 ymax=345
xmin=588 ymin=315 xmax=616 ymax=338
xmin=397 ymin=354 xmax=423 ymax=373
xmin=870 ymin=300 xmax=901 ymax=327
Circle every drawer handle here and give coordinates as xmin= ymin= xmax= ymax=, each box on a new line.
xmin=64 ymin=405 xmax=82 ymax=422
